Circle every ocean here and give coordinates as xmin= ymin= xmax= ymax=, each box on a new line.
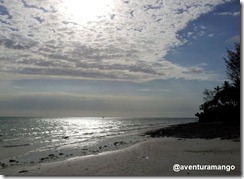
xmin=0 ymin=117 xmax=197 ymax=170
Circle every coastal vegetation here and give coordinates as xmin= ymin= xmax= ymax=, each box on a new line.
xmin=195 ymin=43 xmax=240 ymax=124
xmin=146 ymin=44 xmax=240 ymax=140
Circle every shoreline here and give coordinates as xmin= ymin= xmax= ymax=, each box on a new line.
xmin=1 ymin=121 xmax=241 ymax=176
xmin=0 ymin=121 xmax=192 ymax=172
xmin=1 ymin=137 xmax=240 ymax=176
xmin=0 ymin=132 xmax=151 ymax=172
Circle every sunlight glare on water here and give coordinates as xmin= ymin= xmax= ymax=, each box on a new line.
xmin=41 ymin=117 xmax=105 ymax=139
xmin=0 ymin=117 xmax=197 ymax=164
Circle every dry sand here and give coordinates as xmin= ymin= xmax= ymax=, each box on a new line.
xmin=2 ymin=137 xmax=240 ymax=176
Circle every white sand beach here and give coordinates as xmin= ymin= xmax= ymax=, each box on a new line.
xmin=2 ymin=137 xmax=240 ymax=176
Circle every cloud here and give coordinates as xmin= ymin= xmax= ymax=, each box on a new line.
xmin=0 ymin=35 xmax=37 ymax=50
xmin=0 ymin=0 xmax=232 ymax=81
xmin=140 ymin=88 xmax=171 ymax=93
xmin=225 ymin=35 xmax=240 ymax=44
xmin=215 ymin=11 xmax=240 ymax=16
xmin=0 ymin=78 xmax=213 ymax=117
xmin=208 ymin=33 xmax=215 ymax=37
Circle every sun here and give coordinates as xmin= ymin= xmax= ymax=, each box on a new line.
xmin=62 ymin=0 xmax=112 ymax=23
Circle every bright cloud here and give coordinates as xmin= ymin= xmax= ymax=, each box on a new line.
xmin=0 ymin=0 xmax=232 ymax=81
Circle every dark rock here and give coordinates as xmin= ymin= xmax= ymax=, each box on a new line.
xmin=114 ymin=141 xmax=126 ymax=146
xmin=84 ymin=132 xmax=94 ymax=135
xmin=9 ymin=159 xmax=16 ymax=163
xmin=145 ymin=122 xmax=240 ymax=140
xmin=62 ymin=136 xmax=69 ymax=139
xmin=0 ymin=163 xmax=7 ymax=169
xmin=48 ymin=154 xmax=55 ymax=157
xmin=59 ymin=153 xmax=64 ymax=156
xmin=19 ymin=170 xmax=28 ymax=173
xmin=40 ymin=157 xmax=48 ymax=161
xmin=120 ymin=141 xmax=126 ymax=144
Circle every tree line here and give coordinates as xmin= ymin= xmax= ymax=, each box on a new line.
xmin=195 ymin=43 xmax=240 ymax=124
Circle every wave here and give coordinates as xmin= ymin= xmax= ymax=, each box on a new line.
xmin=3 ymin=143 xmax=30 ymax=148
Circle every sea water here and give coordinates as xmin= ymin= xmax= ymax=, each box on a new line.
xmin=0 ymin=117 xmax=197 ymax=168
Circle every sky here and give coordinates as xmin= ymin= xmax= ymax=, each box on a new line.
xmin=0 ymin=0 xmax=240 ymax=117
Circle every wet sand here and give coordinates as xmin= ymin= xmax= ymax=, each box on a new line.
xmin=0 ymin=133 xmax=150 ymax=172
xmin=1 ymin=137 xmax=240 ymax=176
